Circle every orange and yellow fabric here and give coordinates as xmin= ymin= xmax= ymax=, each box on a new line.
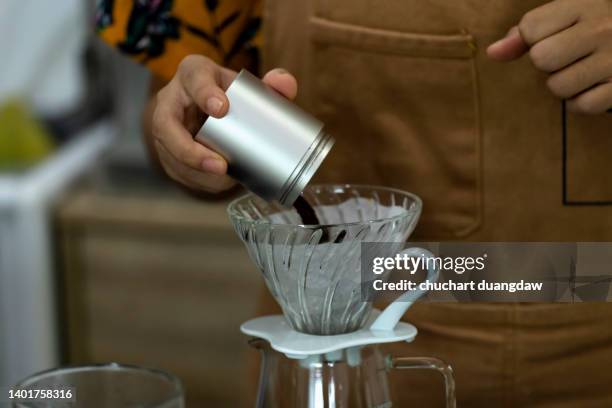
xmin=96 ymin=0 xmax=262 ymax=81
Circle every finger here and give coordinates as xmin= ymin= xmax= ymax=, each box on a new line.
xmin=153 ymin=102 xmax=227 ymax=173
xmin=567 ymin=80 xmax=612 ymax=115
xmin=178 ymin=56 xmax=230 ymax=118
xmin=487 ymin=26 xmax=530 ymax=61
xmin=547 ymin=53 xmax=612 ymax=99
xmin=156 ymin=140 xmax=236 ymax=192
xmin=518 ymin=0 xmax=580 ymax=46
xmin=528 ymin=21 xmax=597 ymax=72
xmin=262 ymin=68 xmax=298 ymax=100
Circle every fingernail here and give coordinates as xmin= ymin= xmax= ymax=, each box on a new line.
xmin=201 ymin=158 xmax=226 ymax=174
xmin=275 ymin=68 xmax=289 ymax=75
xmin=206 ymin=97 xmax=224 ymax=115
xmin=489 ymin=27 xmax=516 ymax=49
xmin=489 ymin=38 xmax=504 ymax=49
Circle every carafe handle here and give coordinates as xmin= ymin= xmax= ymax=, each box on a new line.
xmin=370 ymin=247 xmax=438 ymax=331
xmin=387 ymin=355 xmax=456 ymax=408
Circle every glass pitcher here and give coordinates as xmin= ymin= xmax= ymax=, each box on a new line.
xmin=250 ymin=339 xmax=455 ymax=408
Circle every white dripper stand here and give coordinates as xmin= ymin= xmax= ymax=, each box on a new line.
xmin=228 ymin=184 xmax=455 ymax=407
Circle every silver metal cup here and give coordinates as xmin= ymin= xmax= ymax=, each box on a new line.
xmin=195 ymin=69 xmax=334 ymax=206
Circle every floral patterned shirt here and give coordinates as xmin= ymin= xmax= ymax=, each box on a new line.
xmin=96 ymin=0 xmax=262 ymax=81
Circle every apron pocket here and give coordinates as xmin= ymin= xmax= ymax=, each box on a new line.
xmin=565 ymin=110 xmax=612 ymax=203
xmin=307 ymin=16 xmax=482 ymax=238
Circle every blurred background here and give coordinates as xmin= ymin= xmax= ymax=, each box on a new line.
xmin=0 ymin=1 xmax=259 ymax=406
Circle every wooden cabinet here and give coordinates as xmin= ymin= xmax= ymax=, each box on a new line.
xmin=56 ymin=185 xmax=262 ymax=407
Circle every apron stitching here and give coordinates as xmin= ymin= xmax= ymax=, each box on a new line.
xmin=452 ymin=48 xmax=484 ymax=237
xmin=471 ymin=49 xmax=485 ymax=236
xmin=562 ymin=100 xmax=612 ymax=205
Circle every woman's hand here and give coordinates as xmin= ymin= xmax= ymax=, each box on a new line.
xmin=487 ymin=0 xmax=612 ymax=114
xmin=150 ymin=55 xmax=297 ymax=193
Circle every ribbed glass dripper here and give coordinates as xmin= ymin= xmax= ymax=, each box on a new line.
xmin=228 ymin=184 xmax=421 ymax=335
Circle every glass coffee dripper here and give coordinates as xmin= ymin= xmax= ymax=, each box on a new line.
xmin=228 ymin=184 xmax=456 ymax=407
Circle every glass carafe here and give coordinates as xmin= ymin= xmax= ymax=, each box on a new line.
xmin=250 ymin=339 xmax=455 ymax=408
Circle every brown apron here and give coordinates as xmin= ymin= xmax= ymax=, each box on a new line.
xmin=257 ymin=0 xmax=612 ymax=406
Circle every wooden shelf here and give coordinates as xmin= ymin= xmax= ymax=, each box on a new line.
xmin=56 ymin=184 xmax=262 ymax=407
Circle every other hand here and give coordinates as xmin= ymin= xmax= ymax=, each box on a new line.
xmin=487 ymin=0 xmax=612 ymax=114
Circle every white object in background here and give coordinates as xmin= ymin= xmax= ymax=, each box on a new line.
xmin=0 ymin=0 xmax=85 ymax=116
xmin=0 ymin=121 xmax=115 ymax=387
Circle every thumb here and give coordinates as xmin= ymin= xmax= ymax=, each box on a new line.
xmin=487 ymin=26 xmax=529 ymax=61
xmin=262 ymin=68 xmax=298 ymax=100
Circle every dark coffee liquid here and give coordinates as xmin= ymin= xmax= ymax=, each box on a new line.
xmin=293 ymin=195 xmax=345 ymax=243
